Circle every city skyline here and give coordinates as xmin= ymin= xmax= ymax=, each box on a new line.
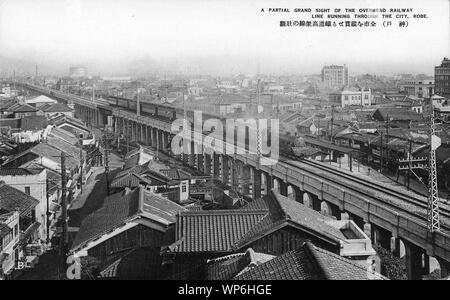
xmin=0 ymin=0 xmax=449 ymax=76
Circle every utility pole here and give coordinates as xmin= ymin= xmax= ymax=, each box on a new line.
xmin=380 ymin=131 xmax=383 ymax=172
xmin=103 ymin=132 xmax=111 ymax=195
xmin=46 ymin=179 xmax=50 ymax=245
xmin=136 ymin=80 xmax=140 ymax=116
xmin=330 ymin=105 xmax=335 ymax=143
xmin=60 ymin=152 xmax=68 ymax=277
xmin=428 ymin=103 xmax=441 ymax=233
xmin=256 ymin=79 xmax=262 ymax=159
xmin=397 ymin=101 xmax=441 ymax=233
xmin=79 ymin=135 xmax=84 ymax=194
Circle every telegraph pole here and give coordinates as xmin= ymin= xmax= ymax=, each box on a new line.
xmin=60 ymin=152 xmax=68 ymax=277
xmin=428 ymin=103 xmax=440 ymax=233
xmin=103 ymin=132 xmax=111 ymax=195
xmin=380 ymin=131 xmax=383 ymax=172
xmin=136 ymin=80 xmax=140 ymax=116
xmin=46 ymin=179 xmax=50 ymax=245
xmin=330 ymin=105 xmax=335 ymax=143
xmin=79 ymin=135 xmax=83 ymax=194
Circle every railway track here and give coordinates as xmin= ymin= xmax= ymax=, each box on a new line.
xmin=283 ymin=155 xmax=450 ymax=230
xmin=33 ymin=85 xmax=450 ymax=231
xmin=110 ymin=99 xmax=450 ymax=229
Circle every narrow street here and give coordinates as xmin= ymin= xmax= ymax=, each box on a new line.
xmin=15 ymin=151 xmax=124 ymax=280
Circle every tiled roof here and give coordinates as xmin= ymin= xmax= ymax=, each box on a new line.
xmin=237 ymin=191 xmax=347 ymax=248
xmin=111 ymin=162 xmax=170 ymax=188
xmin=26 ymin=95 xmax=57 ymax=104
xmin=7 ymin=104 xmax=37 ymax=113
xmin=41 ymin=103 xmax=73 ymax=113
xmin=169 ymin=191 xmax=348 ymax=254
xmin=46 ymin=136 xmax=84 ymax=159
xmin=0 ymin=168 xmax=44 ymax=176
xmin=72 ymin=188 xmax=141 ymax=250
xmin=140 ymin=189 xmax=186 ymax=225
xmin=169 ymin=210 xmax=269 ymax=253
xmin=0 ymin=182 xmax=39 ymax=216
xmin=160 ymin=169 xmax=190 ymax=180
xmin=123 ymin=147 xmax=157 ymax=169
xmin=49 ymin=127 xmax=79 ymax=145
xmin=234 ymin=242 xmax=386 ymax=280
xmin=0 ymin=99 xmax=17 ymax=110
xmin=31 ymin=143 xmax=79 ymax=170
xmin=0 ymin=118 xmax=20 ymax=129
xmin=20 ymin=115 xmax=48 ymax=131
xmin=99 ymin=247 xmax=163 ymax=280
xmin=206 ymin=248 xmax=275 ymax=280
xmin=1 ymin=142 xmax=78 ymax=170
xmin=72 ymin=188 xmax=186 ymax=251
xmin=373 ymin=107 xmax=423 ymax=121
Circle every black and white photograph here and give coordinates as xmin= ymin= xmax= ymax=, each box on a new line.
xmin=0 ymin=0 xmax=449 ymax=285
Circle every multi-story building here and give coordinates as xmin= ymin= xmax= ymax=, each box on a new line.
xmin=321 ymin=65 xmax=349 ymax=88
xmin=69 ymin=65 xmax=88 ymax=78
xmin=435 ymin=57 xmax=450 ymax=98
xmin=0 ymin=169 xmax=48 ymax=242
xmin=329 ymin=87 xmax=371 ymax=108
xmin=399 ymin=78 xmax=434 ymax=98
xmin=0 ymin=211 xmax=20 ymax=279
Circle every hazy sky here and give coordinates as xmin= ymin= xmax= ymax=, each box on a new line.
xmin=0 ymin=0 xmax=449 ymax=76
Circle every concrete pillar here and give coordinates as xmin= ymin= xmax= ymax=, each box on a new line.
xmin=320 ymin=201 xmax=332 ymax=217
xmin=390 ymin=236 xmax=401 ymax=257
xmin=197 ymin=152 xmax=204 ymax=172
xmin=130 ymin=122 xmax=134 ymax=142
xmin=404 ymin=241 xmax=424 ymax=280
xmin=423 ymin=254 xmax=430 ymax=275
xmin=222 ymin=155 xmax=230 ymax=185
xmin=213 ymin=153 xmax=220 ymax=178
xmin=437 ymin=258 xmax=450 ymax=278
xmin=145 ymin=126 xmax=149 ymax=145
xmin=231 ymin=159 xmax=238 ymax=191
xmin=149 ymin=127 xmax=153 ymax=147
xmin=235 ymin=161 xmax=243 ymax=194
xmin=265 ymin=173 xmax=272 ymax=195
xmin=303 ymin=192 xmax=313 ymax=209
xmin=252 ymin=168 xmax=262 ymax=200
xmin=373 ymin=226 xmax=391 ymax=250
xmin=279 ymin=181 xmax=288 ymax=197
xmin=242 ymin=166 xmax=251 ymax=196
xmin=157 ymin=130 xmax=163 ymax=151
xmin=163 ymin=132 xmax=170 ymax=151
xmin=364 ymin=223 xmax=372 ymax=240
xmin=204 ymin=153 xmax=212 ymax=175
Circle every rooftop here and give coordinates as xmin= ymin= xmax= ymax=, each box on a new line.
xmin=25 ymin=95 xmax=58 ymax=104
xmin=168 ymin=191 xmax=372 ymax=256
xmin=0 ymin=181 xmax=39 ymax=216
xmin=0 ymin=168 xmax=44 ymax=176
xmin=72 ymin=187 xmax=186 ymax=251
xmin=233 ymin=242 xmax=386 ymax=280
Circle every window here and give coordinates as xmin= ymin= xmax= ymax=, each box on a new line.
xmin=182 ymin=183 xmax=187 ymax=193
xmin=24 ymin=186 xmax=30 ymax=195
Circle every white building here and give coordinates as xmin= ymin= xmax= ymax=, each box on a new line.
xmin=399 ymin=78 xmax=434 ymax=98
xmin=0 ymin=211 xmax=20 ymax=278
xmin=329 ymin=87 xmax=372 ymax=108
xmin=26 ymin=95 xmax=58 ymax=108
xmin=0 ymin=169 xmax=48 ymax=242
